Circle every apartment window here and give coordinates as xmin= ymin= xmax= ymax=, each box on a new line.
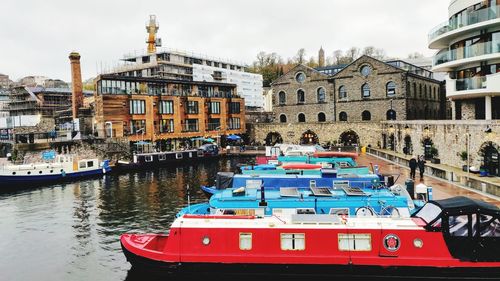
xmin=339 ymin=85 xmax=347 ymax=99
xmin=208 ymin=102 xmax=221 ymax=114
xmin=159 ymin=119 xmax=174 ymax=133
xmin=279 ymin=114 xmax=287 ymax=123
xmin=339 ymin=112 xmax=348 ymax=121
xmin=362 ymin=110 xmax=371 ymax=121
xmin=239 ymin=233 xmax=252 ymax=250
xmin=159 ymin=100 xmax=174 ymax=114
xmin=338 ymin=234 xmax=371 ymax=251
xmin=278 ymin=91 xmax=286 ymax=105
xmin=317 ymin=87 xmax=326 ymax=103
xmin=129 ymin=100 xmax=146 ymax=114
xmin=185 ymin=101 xmax=199 ymax=114
xmin=229 ymin=102 xmax=240 ymax=114
xmin=130 ymin=120 xmax=146 ymax=134
xmin=361 ymin=83 xmax=370 ymax=98
xmin=281 ymin=233 xmax=305 ymax=250
xmin=228 ymin=117 xmax=241 ymax=129
xmin=183 ymin=119 xmax=199 ymax=132
xmin=208 ymin=118 xmax=220 ymax=131
xmin=386 ymin=81 xmax=396 ymax=97
xmin=297 ymin=89 xmax=305 ymax=104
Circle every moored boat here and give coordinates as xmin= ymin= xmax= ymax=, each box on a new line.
xmin=0 ymin=155 xmax=110 ymax=187
xmin=121 ymin=196 xmax=500 ymax=279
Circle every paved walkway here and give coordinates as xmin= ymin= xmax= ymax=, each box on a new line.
xmin=356 ymin=153 xmax=500 ymax=207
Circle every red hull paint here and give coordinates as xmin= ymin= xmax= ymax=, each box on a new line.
xmin=281 ymin=164 xmax=322 ymax=170
xmin=121 ymin=220 xmax=500 ymax=270
xmin=313 ymin=152 xmax=359 ymax=159
xmin=256 ymin=156 xmax=277 ymax=165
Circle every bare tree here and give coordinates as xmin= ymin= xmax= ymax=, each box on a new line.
xmin=362 ymin=46 xmax=375 ymax=57
xmin=345 ymin=47 xmax=360 ymax=62
xmin=333 ymin=50 xmax=343 ymax=65
xmin=408 ymin=52 xmax=424 ymax=59
xmin=294 ymin=48 xmax=306 ymax=64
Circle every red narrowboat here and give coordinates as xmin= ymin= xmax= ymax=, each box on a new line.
xmin=313 ymin=151 xmax=359 ymax=159
xmin=121 ymin=197 xmax=500 ymax=279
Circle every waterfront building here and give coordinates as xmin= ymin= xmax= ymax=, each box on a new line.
xmin=17 ymin=76 xmax=49 ymax=87
xmin=93 ymin=74 xmax=245 ymax=147
xmin=271 ymin=55 xmax=444 ymax=134
xmin=429 ymin=0 xmax=500 ymax=120
xmin=0 ymin=73 xmax=12 ymax=88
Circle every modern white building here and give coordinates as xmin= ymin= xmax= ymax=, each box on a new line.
xmin=429 ymin=0 xmax=500 ymax=120
xmin=108 ymin=48 xmax=264 ymax=108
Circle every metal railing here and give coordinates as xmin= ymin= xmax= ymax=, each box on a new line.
xmin=455 ymin=76 xmax=487 ymax=91
xmin=433 ymin=41 xmax=500 ymax=66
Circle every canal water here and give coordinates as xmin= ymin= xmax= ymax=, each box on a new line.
xmin=0 ymin=156 xmax=254 ymax=281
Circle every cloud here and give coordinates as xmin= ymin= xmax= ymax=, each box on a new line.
xmin=0 ymin=0 xmax=449 ymax=82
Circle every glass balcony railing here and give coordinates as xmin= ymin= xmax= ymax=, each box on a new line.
xmin=429 ymin=6 xmax=500 ymax=42
xmin=433 ymin=41 xmax=500 ymax=66
xmin=455 ymin=76 xmax=487 ymax=91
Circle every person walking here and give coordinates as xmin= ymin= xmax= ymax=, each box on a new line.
xmin=409 ymin=156 xmax=417 ymax=180
xmin=418 ymin=155 xmax=426 ymax=181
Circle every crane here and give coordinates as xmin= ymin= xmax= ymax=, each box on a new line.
xmin=146 ymin=15 xmax=161 ymax=54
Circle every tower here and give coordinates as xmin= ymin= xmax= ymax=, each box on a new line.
xmin=146 ymin=15 xmax=161 ymax=54
xmin=318 ymin=47 xmax=325 ymax=67
xmin=69 ymin=52 xmax=83 ymax=119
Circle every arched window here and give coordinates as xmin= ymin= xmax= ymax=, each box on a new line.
xmin=339 ymin=111 xmax=348 ymax=121
xmin=339 ymin=85 xmax=347 ymax=99
xmin=317 ymin=87 xmax=326 ymax=103
xmin=386 ymin=109 xmax=396 ymax=120
xmin=318 ymin=112 xmax=326 ymax=122
xmin=362 ymin=110 xmax=371 ymax=121
xmin=419 ymin=84 xmax=422 ymax=98
xmin=297 ymin=89 xmax=305 ymax=104
xmin=279 ymin=114 xmax=287 ymax=123
xmin=298 ymin=113 xmax=306 ymax=122
xmin=278 ymin=91 xmax=286 ymax=105
xmin=361 ymin=83 xmax=370 ymax=98
xmin=386 ymin=81 xmax=396 ymax=96
xmin=413 ymin=83 xmax=417 ymax=98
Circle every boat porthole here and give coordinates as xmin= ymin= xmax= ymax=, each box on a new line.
xmin=27 ymin=171 xmax=31 ymax=175
xmin=12 ymin=172 xmax=16 ymax=175
xmin=202 ymin=236 xmax=210 ymax=246
xmin=39 ymin=171 xmax=42 ymax=174
xmin=60 ymin=169 xmax=64 ymax=172
xmin=413 ymin=238 xmax=423 ymax=248
xmin=50 ymin=170 xmax=53 ymax=173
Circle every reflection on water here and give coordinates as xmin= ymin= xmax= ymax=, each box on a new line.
xmin=0 ymin=156 xmax=252 ymax=281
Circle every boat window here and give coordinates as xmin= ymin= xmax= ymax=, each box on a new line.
xmin=479 ymin=215 xmax=500 ymax=237
xmin=297 ymin=208 xmax=316 ymax=214
xmin=79 ymin=161 xmax=87 ymax=169
xmin=239 ymin=233 xmax=252 ymax=250
xmin=449 ymin=215 xmax=469 ymax=237
xmin=145 ymin=155 xmax=153 ymax=162
xmin=222 ymin=209 xmax=236 ymax=215
xmin=50 ymin=170 xmax=53 ymax=173
xmin=27 ymin=171 xmax=31 ymax=175
xmin=338 ymin=233 xmax=371 ymax=251
xmin=39 ymin=171 xmax=42 ymax=174
xmin=246 ymin=180 xmax=262 ymax=189
xmin=330 ymin=208 xmax=349 ymax=216
xmin=281 ymin=233 xmax=305 ymax=250
xmin=413 ymin=202 xmax=441 ymax=224
xmin=189 ymin=152 xmax=193 ymax=158
xmin=175 ymin=153 xmax=183 ymax=159
xmin=158 ymin=154 xmax=166 ymax=161
xmin=12 ymin=172 xmax=15 ymax=175
xmin=87 ymin=161 xmax=94 ymax=168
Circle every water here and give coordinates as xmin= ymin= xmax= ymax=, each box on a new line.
xmin=0 ymin=156 xmax=253 ymax=281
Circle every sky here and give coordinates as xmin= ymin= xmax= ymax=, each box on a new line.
xmin=0 ymin=0 xmax=450 ymax=82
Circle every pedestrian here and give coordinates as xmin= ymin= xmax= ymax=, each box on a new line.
xmin=409 ymin=156 xmax=417 ymax=180
xmin=418 ymin=155 xmax=426 ymax=181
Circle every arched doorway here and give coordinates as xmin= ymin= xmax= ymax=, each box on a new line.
xmin=479 ymin=142 xmax=499 ymax=176
xmin=422 ymin=137 xmax=433 ymax=160
xmin=265 ymin=132 xmax=283 ymax=146
xmin=403 ymin=135 xmax=412 ymax=155
xmin=386 ymin=109 xmax=396 ymax=120
xmin=339 ymin=130 xmax=359 ymax=146
xmin=300 ymin=130 xmax=318 ymax=144
xmin=388 ymin=134 xmax=395 ymax=151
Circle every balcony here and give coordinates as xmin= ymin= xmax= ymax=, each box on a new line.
xmin=446 ymin=72 xmax=500 ymax=99
xmin=432 ymin=41 xmax=500 ymax=72
xmin=429 ymin=6 xmax=500 ymax=49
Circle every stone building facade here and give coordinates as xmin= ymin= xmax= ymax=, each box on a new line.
xmin=271 ymin=56 xmax=444 ymax=129
xmin=271 ymin=65 xmax=333 ymax=124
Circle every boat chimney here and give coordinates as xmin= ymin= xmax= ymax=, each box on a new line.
xmin=259 ymin=184 xmax=267 ymax=207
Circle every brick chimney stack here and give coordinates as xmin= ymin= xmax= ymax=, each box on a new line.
xmin=69 ymin=52 xmax=83 ymax=119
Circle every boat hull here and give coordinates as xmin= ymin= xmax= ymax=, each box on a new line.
xmin=122 ymin=243 xmax=500 ymax=280
xmin=0 ymin=168 xmax=109 ymax=187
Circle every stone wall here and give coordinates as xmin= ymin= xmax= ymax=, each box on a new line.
xmin=251 ymin=120 xmax=500 ymax=172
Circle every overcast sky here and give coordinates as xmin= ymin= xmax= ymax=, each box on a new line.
xmin=0 ymin=0 xmax=449 ymax=82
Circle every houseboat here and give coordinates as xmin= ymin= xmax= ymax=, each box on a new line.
xmin=114 ymin=144 xmax=219 ymax=172
xmin=121 ymin=196 xmax=500 ymax=279
xmin=0 ymin=155 xmax=110 ymax=187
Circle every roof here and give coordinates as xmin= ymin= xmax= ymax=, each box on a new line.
xmin=431 ymin=196 xmax=500 ymax=216
xmin=98 ymin=74 xmax=237 ymax=88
